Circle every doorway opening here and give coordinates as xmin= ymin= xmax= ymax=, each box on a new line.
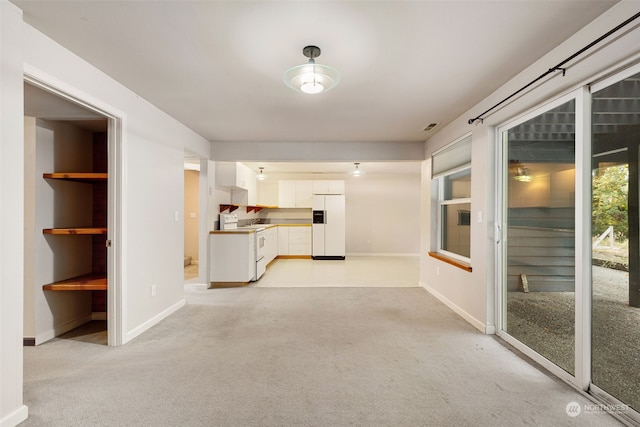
xmin=184 ymin=154 xmax=202 ymax=284
xmin=23 ymin=77 xmax=121 ymax=347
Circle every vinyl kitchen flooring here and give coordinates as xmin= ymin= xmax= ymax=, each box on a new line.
xmin=254 ymin=255 xmax=420 ymax=288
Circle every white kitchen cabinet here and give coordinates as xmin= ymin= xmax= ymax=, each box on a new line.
xmin=276 ymin=225 xmax=311 ymax=256
xmin=216 ymin=162 xmax=249 ymax=189
xmin=278 ymin=180 xmax=296 ymax=208
xmin=312 ymin=180 xmax=345 ymax=195
xmin=277 ymin=226 xmax=289 ymax=255
xmin=209 ymin=232 xmax=255 ymax=284
xmin=279 ymin=180 xmax=313 ymax=208
xmin=216 ymin=162 xmax=257 ymax=206
xmin=257 ymin=180 xmax=279 ymax=206
xmin=265 ymin=226 xmax=278 ymax=265
xmin=295 ymin=181 xmax=313 ymax=207
xmin=287 ymin=226 xmax=312 ymax=255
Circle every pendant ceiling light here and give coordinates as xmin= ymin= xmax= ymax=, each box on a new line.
xmin=349 ymin=162 xmax=365 ymax=177
xmin=283 ymin=45 xmax=340 ymax=94
xmin=256 ymin=167 xmax=268 ymax=181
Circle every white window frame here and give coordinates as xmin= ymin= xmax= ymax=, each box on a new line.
xmin=432 ymin=133 xmax=472 ymax=264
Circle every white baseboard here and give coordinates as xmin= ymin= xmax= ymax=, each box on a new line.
xmin=347 ymin=253 xmax=420 ymax=257
xmin=420 ymin=281 xmax=491 ymax=334
xmin=36 ymin=313 xmax=93 ymax=345
xmin=125 ymin=298 xmax=186 ymax=344
xmin=184 ymin=282 xmax=208 ymax=290
xmin=0 ymin=404 xmax=28 ymax=427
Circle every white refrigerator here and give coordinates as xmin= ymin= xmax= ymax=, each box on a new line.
xmin=312 ymin=194 xmax=346 ymax=260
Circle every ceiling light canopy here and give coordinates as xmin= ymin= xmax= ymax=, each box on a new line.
xmin=283 ymin=45 xmax=340 ymax=94
xmin=349 ymin=162 xmax=365 ymax=177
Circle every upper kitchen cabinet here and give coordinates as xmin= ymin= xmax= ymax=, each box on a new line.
xmin=278 ymin=180 xmax=296 ymax=207
xmin=257 ymin=179 xmax=279 ymax=207
xmin=295 ymin=181 xmax=313 ymax=207
xmin=312 ymin=180 xmax=345 ymax=195
xmin=216 ymin=162 xmax=257 ymax=206
xmin=276 ymin=180 xmax=345 ymax=207
xmin=279 ymin=180 xmax=312 ymax=208
xmin=216 ymin=162 xmax=251 ymax=189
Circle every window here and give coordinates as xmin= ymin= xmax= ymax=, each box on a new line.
xmin=432 ymin=134 xmax=472 ymax=265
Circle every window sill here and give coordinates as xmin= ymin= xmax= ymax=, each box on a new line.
xmin=428 ymin=252 xmax=472 ymax=272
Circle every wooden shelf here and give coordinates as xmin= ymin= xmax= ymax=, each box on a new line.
xmin=220 ymin=204 xmax=240 ymax=213
xmin=221 ymin=204 xmax=279 ymax=213
xmin=43 ymin=273 xmax=107 ymax=291
xmin=43 ymin=172 xmax=108 ymax=183
xmin=43 ymin=227 xmax=107 ymax=235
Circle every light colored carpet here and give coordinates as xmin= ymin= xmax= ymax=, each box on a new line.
xmin=22 ymin=287 xmax=622 ymax=426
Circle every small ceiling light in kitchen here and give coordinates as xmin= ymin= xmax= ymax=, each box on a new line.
xmin=283 ymin=45 xmax=340 ymax=94
xmin=256 ymin=167 xmax=268 ymax=181
xmin=510 ymin=160 xmax=532 ymax=182
xmin=349 ymin=162 xmax=365 ymax=177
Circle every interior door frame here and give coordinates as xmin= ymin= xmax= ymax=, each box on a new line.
xmin=24 ymin=66 xmax=126 ymax=346
xmin=494 ymin=88 xmax=587 ymax=389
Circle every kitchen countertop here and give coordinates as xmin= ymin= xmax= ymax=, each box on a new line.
xmin=210 ymin=223 xmax=311 ymax=234
xmin=210 ymin=229 xmax=257 ymax=234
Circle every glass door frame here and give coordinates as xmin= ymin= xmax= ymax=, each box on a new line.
xmin=494 ymin=88 xmax=590 ymax=390
xmin=587 ymin=63 xmax=640 ymax=425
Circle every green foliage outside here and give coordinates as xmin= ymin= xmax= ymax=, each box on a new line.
xmin=592 ymin=164 xmax=628 ymax=241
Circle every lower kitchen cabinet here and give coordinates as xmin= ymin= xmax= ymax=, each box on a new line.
xmin=265 ymin=225 xmax=278 ymax=265
xmin=209 ymin=231 xmax=255 ymax=285
xmin=277 ymin=225 xmax=311 ymax=256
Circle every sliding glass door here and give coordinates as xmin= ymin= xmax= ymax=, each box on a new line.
xmin=499 ymin=96 xmax=577 ymax=377
xmin=591 ymin=69 xmax=640 ymax=412
xmin=497 ymin=65 xmax=640 ymax=420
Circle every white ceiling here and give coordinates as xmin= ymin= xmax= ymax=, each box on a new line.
xmin=15 ymin=0 xmax=618 ymax=174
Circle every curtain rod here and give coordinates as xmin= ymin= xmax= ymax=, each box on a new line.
xmin=468 ymin=11 xmax=640 ymax=125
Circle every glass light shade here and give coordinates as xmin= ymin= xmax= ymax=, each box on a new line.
xmin=256 ymin=168 xmax=268 ymax=181
xmin=514 ymin=167 xmax=532 ymax=182
xmin=283 ymin=63 xmax=340 ymax=94
xmin=300 ymin=81 xmax=324 ymax=94
xmin=349 ymin=163 xmax=365 ymax=177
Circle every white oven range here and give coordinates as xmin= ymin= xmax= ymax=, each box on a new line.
xmin=254 ymin=228 xmax=266 ymax=280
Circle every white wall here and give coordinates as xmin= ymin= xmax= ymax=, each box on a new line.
xmin=346 ymin=174 xmax=420 ymax=255
xmin=21 ymin=21 xmax=211 ymax=345
xmin=0 ymin=2 xmax=28 ymax=426
xmin=421 ymin=1 xmax=640 ymax=334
